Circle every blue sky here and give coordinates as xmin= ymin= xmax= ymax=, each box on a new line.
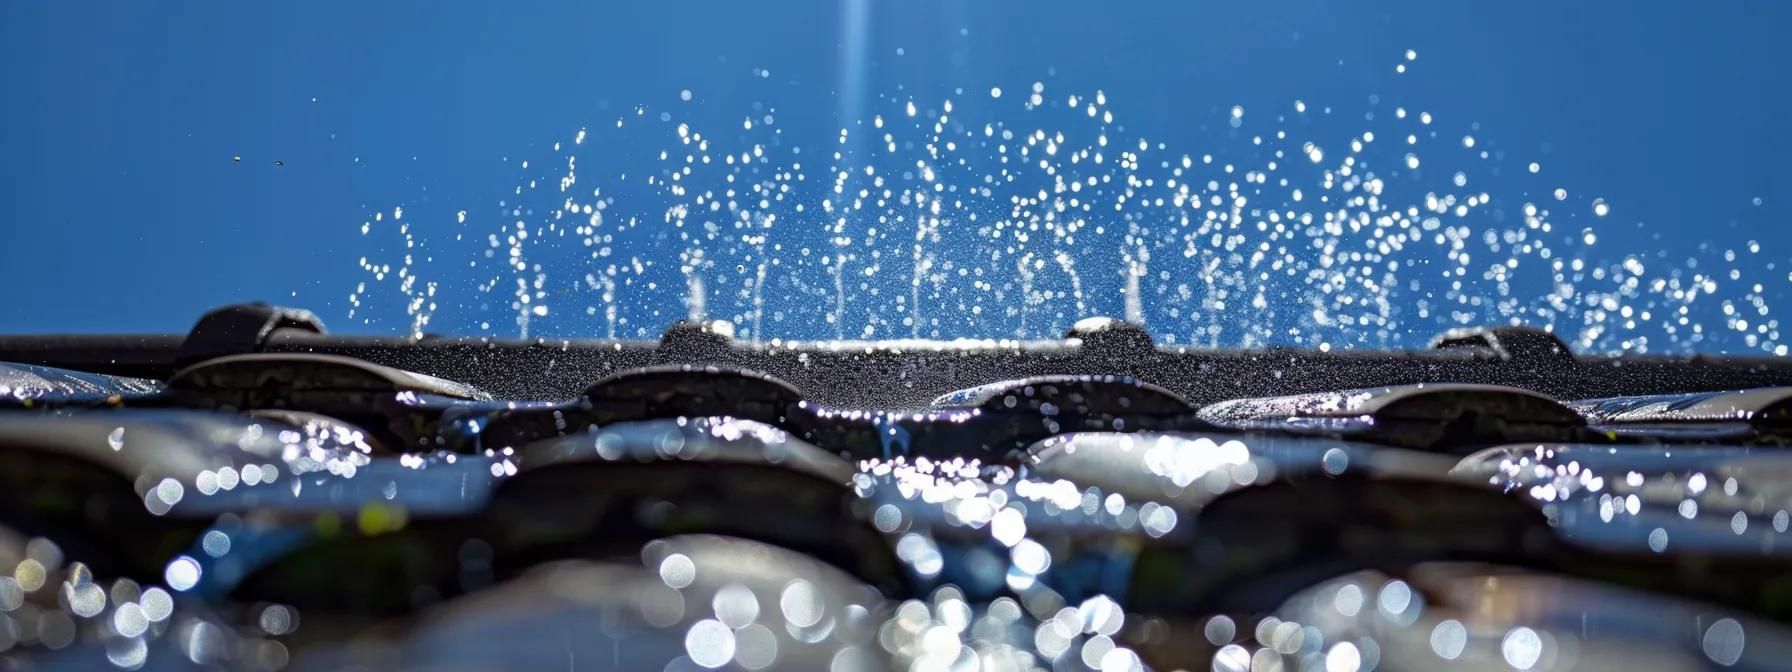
xmin=2 ymin=2 xmax=1786 ymax=353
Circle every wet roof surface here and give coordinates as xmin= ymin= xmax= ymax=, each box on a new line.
xmin=6 ymin=309 xmax=1792 ymax=670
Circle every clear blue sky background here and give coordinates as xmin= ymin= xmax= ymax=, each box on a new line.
xmin=1 ymin=2 xmax=1785 ymax=353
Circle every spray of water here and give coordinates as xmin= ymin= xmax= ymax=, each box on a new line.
xmin=349 ymin=53 xmax=1784 ymax=355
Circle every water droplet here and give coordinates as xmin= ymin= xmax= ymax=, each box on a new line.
xmin=659 ymin=553 xmax=696 ymax=589
xmin=1501 ymin=627 xmax=1543 ymax=670
xmin=113 ymin=603 xmax=148 ymax=637
xmin=873 ymin=504 xmax=902 ymax=532
xmin=712 ymin=583 xmax=760 ymax=628
xmin=1321 ymin=448 xmax=1349 ymax=475
xmin=684 ymin=619 xmax=736 ymax=668
xmin=202 ymin=530 xmax=231 ymax=557
xmin=1214 ymin=644 xmax=1251 ymax=672
xmin=14 ymin=559 xmax=46 ymax=592
xmin=779 ymin=580 xmax=823 ymax=628
xmin=1703 ymin=618 xmax=1746 ymax=666
xmin=1333 ymin=584 xmax=1364 ymax=616
xmin=1099 ymin=647 xmax=1143 ymax=672
xmin=139 ymin=587 xmax=173 ymax=622
xmin=260 ymin=604 xmax=294 ymax=635
xmin=164 ymin=556 xmax=202 ymax=591
xmin=106 ymin=636 xmax=147 ymax=668
xmin=0 ymin=576 xmax=23 ymax=611
xmin=1012 ymin=539 xmax=1051 ymax=575
xmin=733 ymin=624 xmax=779 ymax=669
xmin=66 ymin=582 xmax=105 ymax=617
xmin=991 ymin=507 xmax=1026 ymax=546
xmin=1377 ymin=580 xmax=1412 ymax=617
xmin=1431 ymin=620 xmax=1467 ymax=660
xmin=1326 ymin=642 xmax=1362 ymax=672
xmin=1204 ymin=615 xmax=1236 ymax=645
